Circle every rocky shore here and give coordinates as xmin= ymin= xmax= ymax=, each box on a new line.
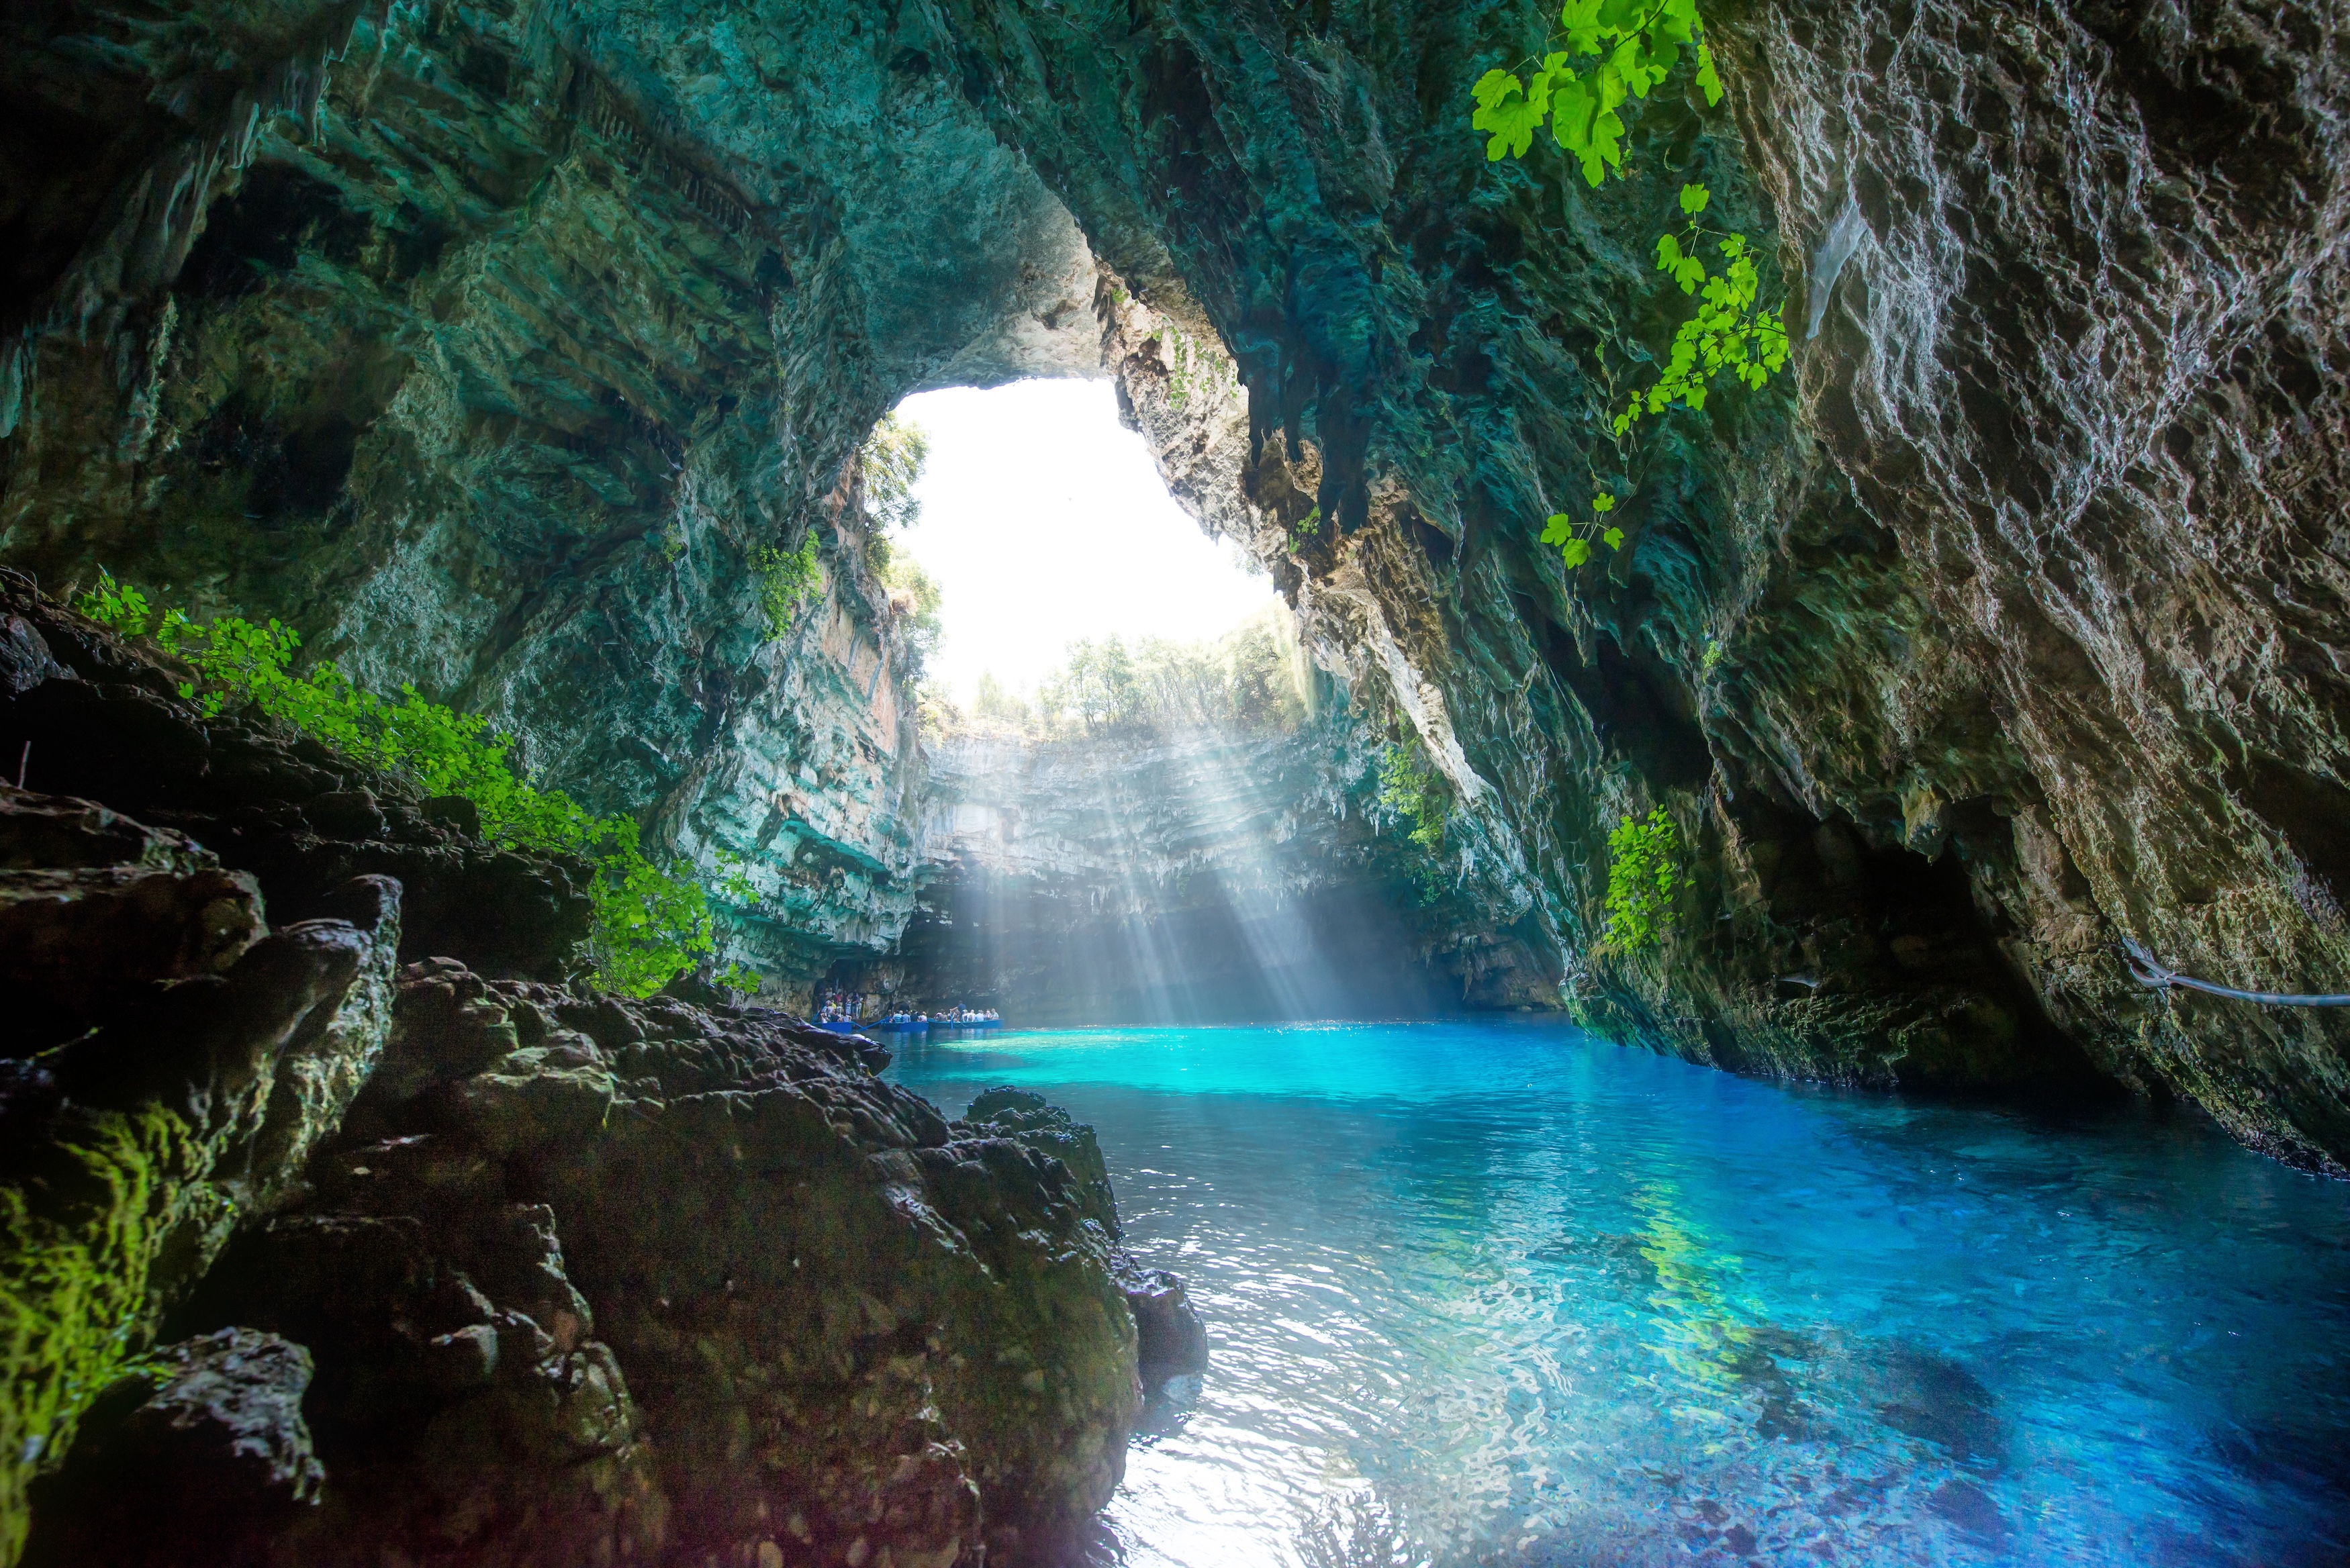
xmin=0 ymin=574 xmax=1202 ymax=1566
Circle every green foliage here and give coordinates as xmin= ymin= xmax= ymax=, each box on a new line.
xmin=1603 ymin=805 xmax=1693 ymax=953
xmin=860 ymin=411 xmax=929 ymax=534
xmin=1157 ymin=327 xmax=1235 ymax=409
xmin=1289 ymin=505 xmax=1323 ymax=550
xmin=1031 ymin=611 xmax=1310 ymax=740
xmin=754 ymin=533 xmax=822 ymax=640
xmin=880 ymin=548 xmax=943 ymax=670
xmin=1700 ymin=636 xmax=1726 ymax=673
xmin=1541 ymin=489 xmax=1625 ymax=569
xmin=1470 ymin=4 xmax=1787 ymax=577
xmin=1377 ymin=740 xmax=1448 ymax=851
xmin=1534 ymin=187 xmax=1790 ymax=573
xmin=1612 ymin=184 xmax=1791 ymax=436
xmin=1 ymin=1100 xmax=211 ymax=1565
xmin=972 ymin=673 xmax=1032 ymax=729
xmin=712 ymin=848 xmax=759 ymax=906
xmin=72 ymin=567 xmax=150 ymax=637
xmin=81 ymin=577 xmax=720 ymax=997
xmin=1471 ymin=0 xmax=1721 ymax=185
xmin=1376 ymin=738 xmax=1452 ymax=901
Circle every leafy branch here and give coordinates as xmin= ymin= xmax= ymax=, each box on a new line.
xmin=1471 ymin=0 xmax=1788 ymax=576
xmin=1471 ymin=0 xmax=1722 ymax=186
xmin=1613 ymin=183 xmax=1789 ymax=436
xmin=1542 ymin=489 xmax=1624 ymax=569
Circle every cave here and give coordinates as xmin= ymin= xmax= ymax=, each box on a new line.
xmin=5 ymin=0 xmax=2350 ymax=1562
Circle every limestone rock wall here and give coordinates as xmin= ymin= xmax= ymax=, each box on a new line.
xmin=917 ymin=0 xmax=2350 ymax=1166
xmin=0 ymin=0 xmax=1102 ymax=984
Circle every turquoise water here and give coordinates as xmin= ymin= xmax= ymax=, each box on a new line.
xmin=886 ymin=1021 xmax=2350 ymax=1567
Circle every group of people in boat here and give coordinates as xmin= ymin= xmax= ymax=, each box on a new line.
xmin=814 ymin=990 xmax=1000 ymax=1030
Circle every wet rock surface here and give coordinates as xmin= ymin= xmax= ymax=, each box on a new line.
xmin=23 ymin=1328 xmax=325 ymax=1568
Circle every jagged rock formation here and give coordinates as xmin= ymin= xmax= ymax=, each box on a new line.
xmin=0 ymin=577 xmax=1193 ymax=1565
xmin=929 ymin=0 xmax=2350 ymax=1167
xmin=5 ymin=0 xmax=2347 ymax=1171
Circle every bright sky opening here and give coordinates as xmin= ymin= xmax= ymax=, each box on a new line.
xmin=891 ymin=380 xmax=1281 ymax=704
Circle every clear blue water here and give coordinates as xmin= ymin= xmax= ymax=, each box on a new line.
xmin=885 ymin=1020 xmax=2350 ymax=1568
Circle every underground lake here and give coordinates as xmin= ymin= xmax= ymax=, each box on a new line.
xmin=891 ymin=1024 xmax=2350 ymax=1567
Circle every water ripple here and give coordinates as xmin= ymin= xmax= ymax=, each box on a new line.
xmin=890 ymin=1022 xmax=2350 ymax=1567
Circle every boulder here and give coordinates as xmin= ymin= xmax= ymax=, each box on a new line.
xmin=149 ymin=963 xmax=1152 ymax=1567
xmin=20 ymin=1328 xmax=323 ymax=1568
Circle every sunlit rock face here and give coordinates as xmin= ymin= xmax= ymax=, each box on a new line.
xmin=876 ymin=716 xmax=1468 ymax=1023
xmin=8 ymin=0 xmax=2350 ymax=1167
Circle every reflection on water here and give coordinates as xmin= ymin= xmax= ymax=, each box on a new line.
xmin=886 ymin=1022 xmax=2350 ymax=1567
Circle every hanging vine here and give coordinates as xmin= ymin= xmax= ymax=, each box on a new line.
xmin=1470 ymin=0 xmax=1788 ymax=571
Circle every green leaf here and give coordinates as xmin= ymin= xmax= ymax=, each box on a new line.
xmin=1472 ymin=70 xmax=1546 ymax=160
xmin=1541 ymin=512 xmax=1576 ymax=546
xmin=1679 ymin=181 xmax=1711 ymax=215
xmin=1603 ymin=526 xmax=1626 ymax=550
xmin=1694 ymin=42 xmax=1724 ymax=105
xmin=1470 ymin=68 xmax=1521 ymax=111
xmin=1558 ymin=0 xmax=1605 ymax=56
xmin=1591 ymin=491 xmax=1615 ymax=512
xmin=1560 ymin=536 xmax=1593 ymax=567
xmin=1655 ymin=0 xmax=1703 ymax=46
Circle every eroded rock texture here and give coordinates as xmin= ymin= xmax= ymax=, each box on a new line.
xmin=5 ymin=0 xmax=2348 ymax=1171
xmin=914 ymin=0 xmax=2350 ymax=1166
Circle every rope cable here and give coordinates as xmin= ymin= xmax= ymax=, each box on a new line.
xmin=2119 ymin=938 xmax=2350 ymax=1008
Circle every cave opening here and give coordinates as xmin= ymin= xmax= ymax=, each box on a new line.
xmin=810 ymin=377 xmax=1458 ymax=1027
